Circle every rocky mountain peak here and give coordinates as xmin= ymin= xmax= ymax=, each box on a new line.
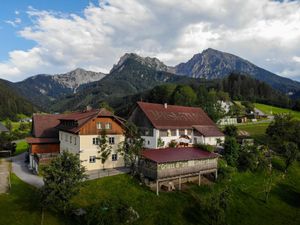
xmin=110 ymin=53 xmax=175 ymax=74
xmin=52 ymin=68 xmax=106 ymax=91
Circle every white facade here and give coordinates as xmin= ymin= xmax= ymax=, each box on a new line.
xmin=193 ymin=135 xmax=225 ymax=146
xmin=218 ymin=117 xmax=238 ymax=125
xmin=59 ymin=131 xmax=125 ymax=171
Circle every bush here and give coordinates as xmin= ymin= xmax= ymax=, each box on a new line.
xmin=82 ymin=199 xmax=139 ymax=225
xmin=223 ymin=125 xmax=238 ymax=137
xmin=271 ymin=156 xmax=286 ymax=172
xmin=168 ymin=140 xmax=177 ymax=148
xmin=223 ymin=137 xmax=240 ymax=167
xmin=194 ymin=143 xmax=214 ymax=152
xmin=218 ymin=159 xmax=235 ymax=181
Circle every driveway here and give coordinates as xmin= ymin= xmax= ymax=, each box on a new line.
xmin=9 ymin=153 xmax=44 ymax=188
xmin=0 ymin=159 xmax=10 ymax=193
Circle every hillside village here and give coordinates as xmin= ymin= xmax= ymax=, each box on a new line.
xmin=2 ymin=1 xmax=300 ymax=224
xmin=1 ymin=91 xmax=300 ymax=225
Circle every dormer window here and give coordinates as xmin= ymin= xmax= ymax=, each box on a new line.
xmin=96 ymin=122 xmax=103 ymax=129
xmin=105 ymin=123 xmax=112 ymax=130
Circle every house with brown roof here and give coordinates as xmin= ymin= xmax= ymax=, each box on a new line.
xmin=139 ymin=147 xmax=219 ymax=195
xmin=27 ymin=108 xmax=126 ymax=173
xmin=27 ymin=114 xmax=62 ymax=172
xmin=58 ymin=108 xmax=126 ymax=171
xmin=129 ymin=102 xmax=225 ymax=149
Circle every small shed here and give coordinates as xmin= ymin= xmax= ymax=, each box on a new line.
xmin=139 ymin=147 xmax=219 ymax=195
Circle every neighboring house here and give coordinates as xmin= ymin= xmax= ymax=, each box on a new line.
xmin=27 ymin=114 xmax=62 ymax=173
xmin=218 ymin=116 xmax=238 ymax=126
xmin=129 ymin=102 xmax=225 ymax=148
xmin=0 ymin=122 xmax=9 ymax=133
xmin=139 ymin=147 xmax=219 ymax=195
xmin=27 ymin=108 xmax=126 ymax=173
xmin=58 ymin=108 xmax=125 ymax=171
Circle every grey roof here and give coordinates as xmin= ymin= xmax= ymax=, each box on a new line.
xmin=0 ymin=122 xmax=9 ymax=132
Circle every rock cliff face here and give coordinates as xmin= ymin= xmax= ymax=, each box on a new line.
xmin=52 ymin=68 xmax=106 ymax=92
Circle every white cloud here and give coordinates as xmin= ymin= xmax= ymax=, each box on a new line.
xmin=5 ymin=17 xmax=22 ymax=27
xmin=1 ymin=0 xmax=300 ymax=81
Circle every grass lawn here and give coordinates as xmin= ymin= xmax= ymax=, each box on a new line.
xmin=14 ymin=141 xmax=29 ymax=156
xmin=0 ymin=174 xmax=69 ymax=225
xmin=1 ymin=164 xmax=300 ymax=225
xmin=71 ymin=160 xmax=300 ymax=225
xmin=236 ymin=122 xmax=270 ymax=144
xmin=255 ymin=103 xmax=300 ymax=120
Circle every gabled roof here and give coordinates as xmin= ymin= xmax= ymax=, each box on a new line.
xmin=136 ymin=102 xmax=216 ymax=129
xmin=57 ymin=108 xmax=123 ymax=134
xmin=193 ymin=125 xmax=224 ymax=137
xmin=0 ymin=122 xmax=9 ymax=132
xmin=142 ymin=147 xmax=218 ymax=163
xmin=32 ymin=114 xmax=62 ymax=138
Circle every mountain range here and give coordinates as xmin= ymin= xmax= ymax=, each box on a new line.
xmin=2 ymin=48 xmax=300 ymax=115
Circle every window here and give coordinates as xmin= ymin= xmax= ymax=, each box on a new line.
xmin=112 ymin=154 xmax=118 ymax=161
xmin=147 ymin=140 xmax=150 ymax=145
xmin=93 ymin=138 xmax=100 ymax=145
xmin=109 ymin=137 xmax=115 ymax=145
xmin=96 ymin=122 xmax=103 ymax=129
xmin=170 ymin=130 xmax=176 ymax=136
xmin=70 ymin=136 xmax=72 ymax=143
xmin=74 ymin=137 xmax=77 ymax=145
xmin=65 ymin=134 xmax=68 ymax=142
xmin=159 ymin=130 xmax=168 ymax=137
xmin=179 ymin=129 xmax=185 ymax=136
xmin=89 ymin=156 xmax=96 ymax=163
xmin=105 ymin=122 xmax=112 ymax=130
xmin=187 ymin=129 xmax=192 ymax=135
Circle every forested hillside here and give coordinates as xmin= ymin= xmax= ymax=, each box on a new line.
xmin=0 ymin=79 xmax=36 ymax=120
xmin=109 ymin=73 xmax=292 ymax=120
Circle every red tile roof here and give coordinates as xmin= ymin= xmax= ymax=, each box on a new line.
xmin=193 ymin=125 xmax=224 ymax=137
xmin=26 ymin=137 xmax=60 ymax=144
xmin=142 ymin=147 xmax=218 ymax=163
xmin=137 ymin=102 xmax=216 ymax=129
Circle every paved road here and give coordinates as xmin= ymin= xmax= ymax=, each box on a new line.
xmin=9 ymin=153 xmax=44 ymax=188
xmin=0 ymin=159 xmax=9 ymax=193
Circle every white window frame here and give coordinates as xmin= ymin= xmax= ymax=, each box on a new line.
xmin=105 ymin=122 xmax=112 ymax=130
xmin=89 ymin=156 xmax=96 ymax=163
xmin=109 ymin=137 xmax=115 ymax=145
xmin=112 ymin=154 xmax=118 ymax=161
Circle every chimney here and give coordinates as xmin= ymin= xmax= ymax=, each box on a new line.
xmin=164 ymin=103 xmax=168 ymax=109
xmin=86 ymin=105 xmax=92 ymax=111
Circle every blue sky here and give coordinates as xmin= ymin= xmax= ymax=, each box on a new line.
xmin=1 ymin=0 xmax=300 ymax=82
xmin=0 ymin=1 xmax=91 ymax=60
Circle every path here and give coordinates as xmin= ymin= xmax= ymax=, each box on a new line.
xmin=9 ymin=153 xmax=44 ymax=188
xmin=0 ymin=159 xmax=10 ymax=193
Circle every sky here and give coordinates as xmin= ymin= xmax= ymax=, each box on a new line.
xmin=1 ymin=0 xmax=300 ymax=82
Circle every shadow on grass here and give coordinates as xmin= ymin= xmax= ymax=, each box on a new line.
xmin=273 ymin=183 xmax=300 ymax=208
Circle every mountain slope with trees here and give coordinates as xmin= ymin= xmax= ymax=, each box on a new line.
xmin=0 ymin=79 xmax=36 ymax=120
xmin=175 ymin=48 xmax=300 ymax=94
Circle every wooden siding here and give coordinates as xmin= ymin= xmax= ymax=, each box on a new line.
xmin=140 ymin=158 xmax=218 ymax=180
xmin=79 ymin=117 xmax=124 ymax=135
xmin=31 ymin=143 xmax=60 ymax=154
